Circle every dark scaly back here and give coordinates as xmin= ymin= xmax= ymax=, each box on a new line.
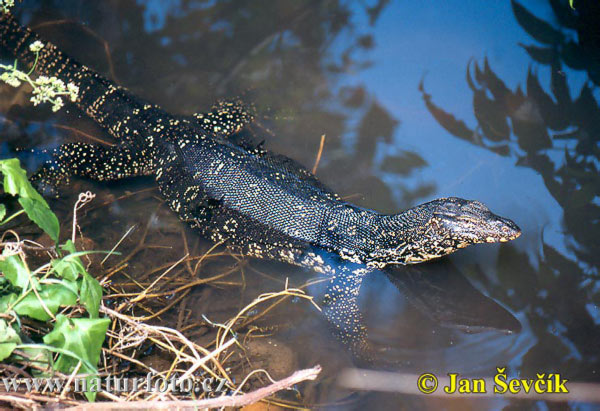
xmin=0 ymin=12 xmax=162 ymax=147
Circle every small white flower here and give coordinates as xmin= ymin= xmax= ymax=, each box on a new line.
xmin=1 ymin=72 xmax=21 ymax=88
xmin=29 ymin=40 xmax=44 ymax=53
xmin=53 ymin=78 xmax=65 ymax=89
xmin=6 ymin=76 xmax=21 ymax=87
xmin=30 ymin=94 xmax=42 ymax=106
xmin=51 ymin=97 xmax=64 ymax=112
xmin=1 ymin=0 xmax=15 ymax=13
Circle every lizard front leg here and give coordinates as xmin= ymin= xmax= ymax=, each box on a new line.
xmin=189 ymin=99 xmax=255 ymax=139
xmin=31 ymin=142 xmax=155 ymax=195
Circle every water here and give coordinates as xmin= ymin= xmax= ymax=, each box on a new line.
xmin=1 ymin=0 xmax=600 ymax=408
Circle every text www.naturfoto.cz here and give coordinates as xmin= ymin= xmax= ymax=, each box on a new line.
xmin=1 ymin=374 xmax=228 ymax=394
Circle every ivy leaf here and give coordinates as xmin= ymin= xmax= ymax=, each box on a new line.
xmin=59 ymin=279 xmax=80 ymax=296
xmin=0 ymin=159 xmax=60 ymax=243
xmin=51 ymin=243 xmax=87 ymax=282
xmin=18 ymin=197 xmax=60 ymax=245
xmin=60 ymin=240 xmax=77 ymax=254
xmin=13 ymin=284 xmax=77 ymax=321
xmin=0 ymin=319 xmax=21 ymax=361
xmin=0 ymin=253 xmax=32 ymax=291
xmin=51 ymin=258 xmax=81 ymax=282
xmin=0 ymin=293 xmax=18 ymax=313
xmin=0 ymin=159 xmax=41 ymax=200
xmin=43 ymin=315 xmax=110 ymax=401
xmin=0 ymin=204 xmax=5 ymax=221
xmin=80 ymin=273 xmax=103 ymax=319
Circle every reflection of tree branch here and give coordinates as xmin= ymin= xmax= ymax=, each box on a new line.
xmin=512 ymin=0 xmax=600 ymax=85
xmin=422 ymin=53 xmax=600 ymax=383
xmin=216 ymin=3 xmax=315 ymax=92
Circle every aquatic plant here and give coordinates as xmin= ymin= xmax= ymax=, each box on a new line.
xmin=0 ymin=158 xmax=108 ymax=401
xmin=0 ymin=41 xmax=79 ymax=112
xmin=0 ymin=0 xmax=14 ymax=14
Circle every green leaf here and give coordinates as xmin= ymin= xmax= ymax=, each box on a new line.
xmin=0 ymin=319 xmax=21 ymax=361
xmin=51 ymin=259 xmax=80 ymax=281
xmin=59 ymin=279 xmax=80 ymax=296
xmin=80 ymin=273 xmax=103 ymax=319
xmin=13 ymin=283 xmax=77 ymax=321
xmin=18 ymin=197 xmax=60 ymax=244
xmin=0 ymin=204 xmax=5 ymax=221
xmin=43 ymin=315 xmax=110 ymax=401
xmin=51 ymin=253 xmax=86 ymax=282
xmin=0 ymin=293 xmax=18 ymax=313
xmin=60 ymin=240 xmax=76 ymax=254
xmin=0 ymin=159 xmax=42 ymax=200
xmin=0 ymin=159 xmax=60 ymax=243
xmin=0 ymin=253 xmax=31 ymax=290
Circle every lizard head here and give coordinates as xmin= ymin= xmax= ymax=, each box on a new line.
xmin=369 ymin=197 xmax=521 ymax=266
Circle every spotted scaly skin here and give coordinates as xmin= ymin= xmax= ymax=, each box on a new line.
xmin=0 ymin=13 xmax=521 ymax=361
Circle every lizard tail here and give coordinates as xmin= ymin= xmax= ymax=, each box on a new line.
xmin=0 ymin=12 xmax=154 ymax=143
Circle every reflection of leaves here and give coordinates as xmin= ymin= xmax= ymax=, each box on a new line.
xmin=561 ymin=41 xmax=587 ymax=70
xmin=424 ymin=51 xmax=600 ymax=274
xmin=567 ymin=182 xmax=595 ymax=209
xmin=420 ymin=78 xmax=512 ymax=156
xmin=357 ymin=35 xmax=374 ymax=49
xmin=340 ymin=86 xmax=366 ymax=108
xmin=525 ymin=68 xmax=567 ymax=131
xmin=355 ymin=100 xmax=398 ymax=162
xmin=419 ymin=80 xmax=474 ymax=141
xmin=512 ymin=0 xmax=562 ymax=45
xmin=496 ymin=244 xmax=538 ymax=304
xmin=489 ymin=239 xmax=600 ymax=379
xmin=551 ymin=64 xmax=571 ymax=108
xmin=549 ymin=0 xmax=578 ymax=29
xmin=473 ymin=89 xmax=511 ymax=141
xmin=513 ymin=0 xmax=600 ymax=87
xmin=482 ymin=58 xmax=511 ymax=102
xmin=520 ymin=43 xmax=555 ymax=65
xmin=573 ymin=84 xmax=600 ymax=143
xmin=399 ymin=183 xmax=436 ymax=208
xmin=380 ymin=151 xmax=427 ymax=175
xmin=366 ymin=0 xmax=391 ymax=25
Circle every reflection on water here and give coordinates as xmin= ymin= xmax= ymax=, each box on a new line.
xmin=1 ymin=0 xmax=599 ymax=408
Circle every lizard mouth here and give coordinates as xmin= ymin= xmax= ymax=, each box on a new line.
xmin=438 ymin=213 xmax=522 ymax=244
xmin=494 ymin=216 xmax=522 ymax=242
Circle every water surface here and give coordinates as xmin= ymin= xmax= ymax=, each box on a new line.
xmin=1 ymin=0 xmax=599 ymax=409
